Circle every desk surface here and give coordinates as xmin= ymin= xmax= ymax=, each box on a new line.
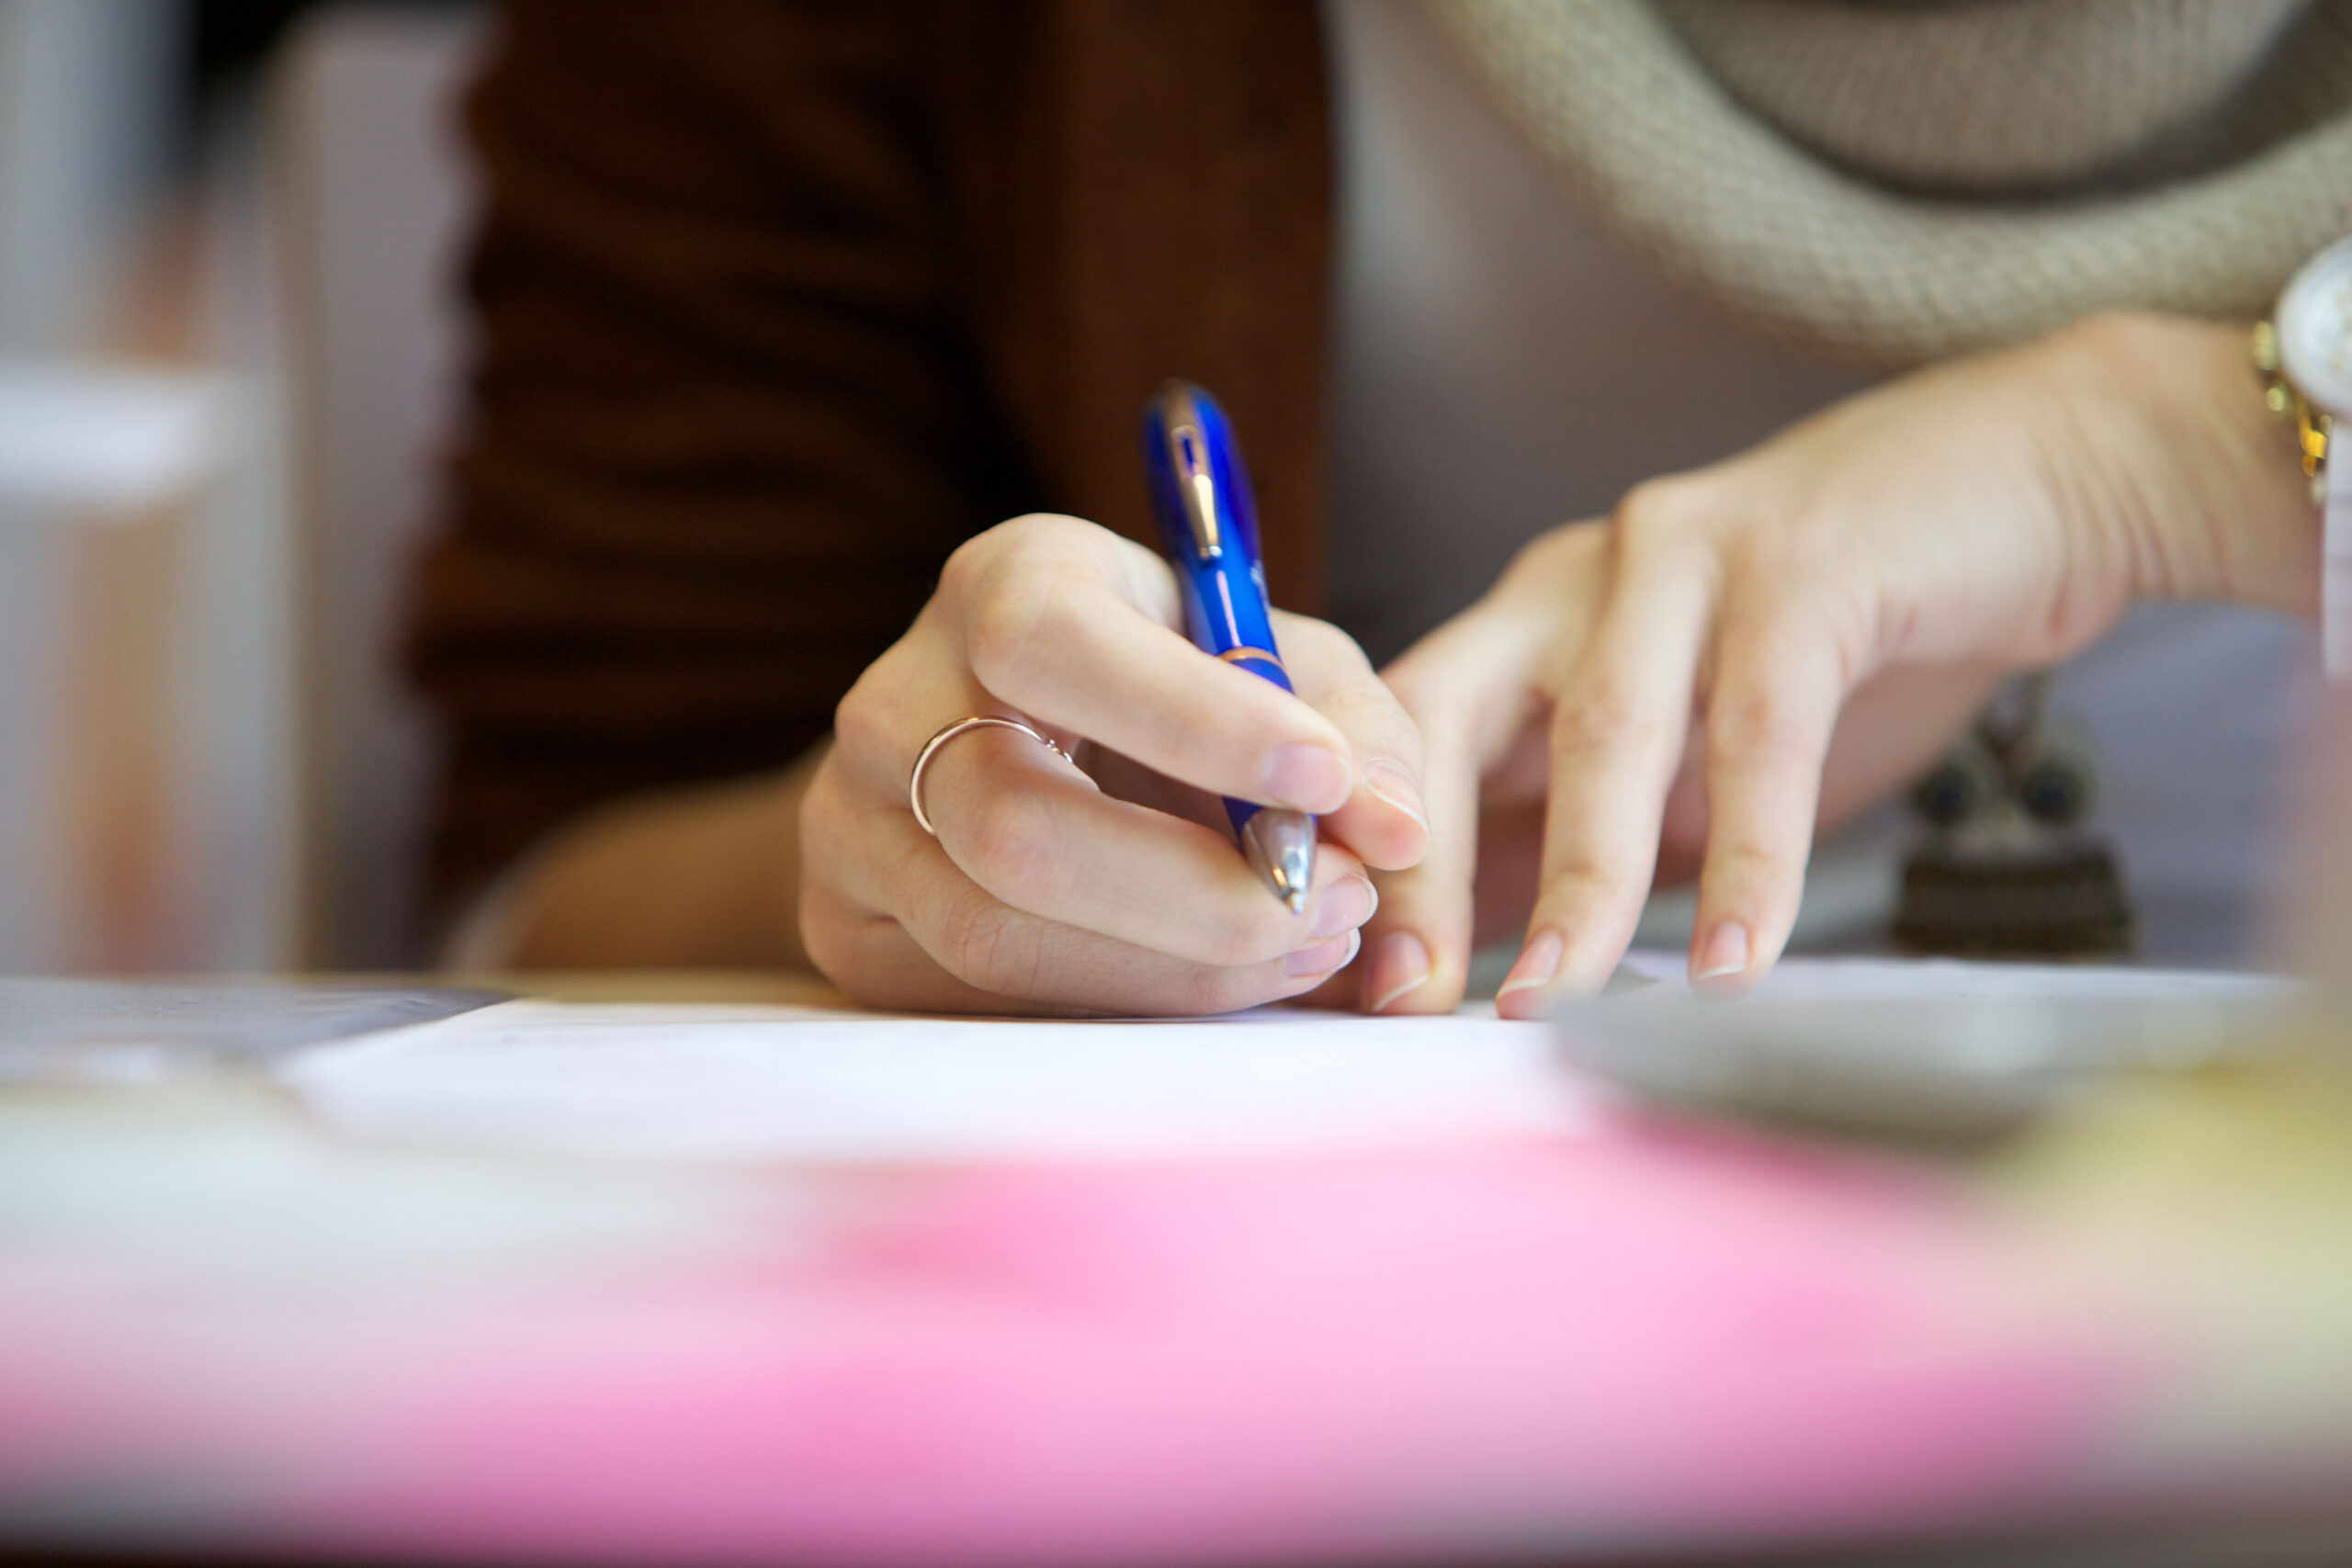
xmin=3 ymin=974 xmax=2350 ymax=1565
xmin=348 ymin=966 xmax=857 ymax=1006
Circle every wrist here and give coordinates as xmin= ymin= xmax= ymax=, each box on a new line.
xmin=2052 ymin=310 xmax=2318 ymax=615
xmin=502 ymin=751 xmax=820 ymax=972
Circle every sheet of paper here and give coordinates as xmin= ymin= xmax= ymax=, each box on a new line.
xmin=278 ymin=955 xmax=2290 ymax=1166
xmin=281 ymin=1000 xmax=1588 ymax=1164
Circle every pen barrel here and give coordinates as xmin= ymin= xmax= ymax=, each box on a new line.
xmin=1143 ymin=383 xmax=1298 ymax=844
xmin=1182 ymin=560 xmax=1291 ymax=840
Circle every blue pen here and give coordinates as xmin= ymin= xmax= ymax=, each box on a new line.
xmin=1142 ymin=381 xmax=1318 ymax=913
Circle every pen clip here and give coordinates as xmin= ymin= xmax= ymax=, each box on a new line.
xmin=1165 ymin=412 xmax=1223 ymax=562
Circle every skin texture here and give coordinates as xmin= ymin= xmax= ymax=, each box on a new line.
xmin=1362 ymin=312 xmax=2318 ymax=1018
xmin=493 ymin=312 xmax=2318 ymax=1012
xmin=793 ymin=514 xmax=1428 ymax=1014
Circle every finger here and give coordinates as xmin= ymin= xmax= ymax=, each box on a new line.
xmin=1359 ymin=598 xmax=1558 ymax=1013
xmin=808 ymin=773 xmax=1359 ymax=1015
xmin=1686 ymin=603 xmax=1849 ymax=995
xmin=821 ymin=908 xmax=1363 ymax=1017
xmin=1815 ymin=662 xmax=2005 ymax=832
xmin=801 ymin=873 xmax=1068 ymax=1019
xmin=845 ymin=810 xmax=1368 ymax=1014
xmin=1498 ymin=549 xmax=1713 ymax=1019
xmin=798 ymin=876 xmax=1097 ymax=1018
xmin=913 ymin=717 xmax=1378 ymax=966
xmin=1273 ymin=612 xmax=1428 ymax=872
xmin=948 ymin=525 xmax=1355 ymax=814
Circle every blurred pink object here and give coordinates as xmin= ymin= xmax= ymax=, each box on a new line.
xmin=0 ymin=1122 xmax=2137 ymax=1564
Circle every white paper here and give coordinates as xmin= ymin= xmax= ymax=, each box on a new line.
xmin=279 ymin=956 xmax=2290 ymax=1166
xmin=281 ymin=1000 xmax=1588 ymax=1164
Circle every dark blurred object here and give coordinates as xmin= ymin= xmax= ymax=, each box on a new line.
xmin=1895 ymin=675 xmax=2137 ymax=957
xmin=404 ymin=2 xmax=1335 ymax=913
xmin=190 ymin=0 xmax=472 ymax=116
xmin=195 ymin=0 xmax=319 ymax=92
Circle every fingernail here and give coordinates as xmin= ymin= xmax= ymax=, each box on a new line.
xmin=1364 ymin=931 xmax=1431 ymax=1013
xmin=1692 ymin=921 xmax=1751 ymax=985
xmin=1362 ymin=759 xmax=1427 ymax=830
xmin=1284 ymin=928 xmax=1359 ymax=978
xmin=1261 ymin=742 xmax=1351 ymax=813
xmin=1306 ymin=874 xmax=1376 ymax=942
xmin=1495 ymin=929 xmax=1564 ymax=1006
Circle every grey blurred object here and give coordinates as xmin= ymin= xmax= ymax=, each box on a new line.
xmin=0 ymin=976 xmax=500 ymax=1083
xmin=0 ymin=0 xmax=188 ymax=972
xmin=1560 ymin=978 xmax=2290 ymax=1147
xmin=269 ymin=5 xmax=486 ymax=968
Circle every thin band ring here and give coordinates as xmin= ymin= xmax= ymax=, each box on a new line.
xmin=908 ymin=716 xmax=1076 ymax=836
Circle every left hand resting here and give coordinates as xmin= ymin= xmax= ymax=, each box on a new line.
xmin=1342 ymin=312 xmax=2319 ymax=1017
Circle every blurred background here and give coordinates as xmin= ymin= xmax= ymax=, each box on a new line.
xmin=0 ymin=0 xmax=480 ymax=976
xmin=0 ymin=0 xmax=2313 ymax=986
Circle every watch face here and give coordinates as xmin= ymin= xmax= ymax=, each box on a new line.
xmin=2279 ymin=234 xmax=2352 ymax=416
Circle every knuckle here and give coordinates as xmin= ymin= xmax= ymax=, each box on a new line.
xmin=945 ymin=903 xmax=1048 ymax=998
xmin=797 ymin=885 xmax=861 ymax=992
xmin=1611 ymin=474 xmax=1713 ymax=548
xmin=1503 ymin=518 xmax=1603 ymax=583
xmin=950 ymin=513 xmax=1081 ymax=586
xmin=1718 ymin=533 xmax=1841 ymax=619
xmin=1707 ymin=685 xmax=1806 ymax=764
xmin=1711 ymin=836 xmax=1787 ymax=882
xmin=965 ymin=573 xmax=1069 ymax=693
xmin=1197 ymin=904 xmax=1288 ymax=968
xmin=1550 ymin=680 xmax=1668 ymax=757
xmin=1545 ymin=846 xmax=1642 ymax=905
xmin=1810 ymin=594 xmax=1876 ymax=687
xmin=796 ymin=765 xmax=851 ymax=855
xmin=1176 ymin=961 xmax=1276 ymax=1018
xmin=955 ymin=785 xmax=1070 ymax=907
xmin=830 ymin=670 xmax=901 ymax=767
xmin=939 ymin=513 xmax=1075 ymax=605
xmin=936 ymin=529 xmax=1001 ymax=604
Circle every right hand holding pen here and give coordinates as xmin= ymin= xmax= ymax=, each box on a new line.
xmin=800 ymin=514 xmax=1429 ymax=1014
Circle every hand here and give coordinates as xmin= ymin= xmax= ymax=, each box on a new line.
xmin=800 ymin=513 xmax=1430 ymax=1014
xmin=1351 ymin=313 xmax=2318 ymax=1017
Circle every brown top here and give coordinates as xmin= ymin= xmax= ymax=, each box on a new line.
xmin=407 ymin=0 xmax=1331 ymax=907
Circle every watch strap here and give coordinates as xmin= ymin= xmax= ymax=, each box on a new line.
xmin=2328 ymin=443 xmax=2352 ymax=681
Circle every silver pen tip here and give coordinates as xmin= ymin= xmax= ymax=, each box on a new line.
xmin=1243 ymin=809 xmax=1318 ymax=915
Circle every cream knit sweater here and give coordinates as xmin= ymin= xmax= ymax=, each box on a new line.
xmin=1431 ymin=0 xmax=2352 ymax=367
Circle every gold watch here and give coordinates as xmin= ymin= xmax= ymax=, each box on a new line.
xmin=2254 ymin=321 xmax=2331 ymax=505
xmin=2258 ymin=234 xmax=2352 ymax=675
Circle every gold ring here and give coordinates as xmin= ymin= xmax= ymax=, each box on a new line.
xmin=908 ymin=716 xmax=1076 ymax=836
